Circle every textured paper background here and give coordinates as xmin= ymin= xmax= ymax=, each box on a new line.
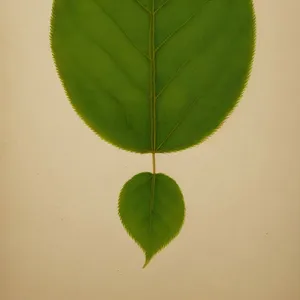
xmin=1 ymin=1 xmax=300 ymax=299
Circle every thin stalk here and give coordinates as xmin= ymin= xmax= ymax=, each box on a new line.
xmin=150 ymin=0 xmax=156 ymax=174
xmin=149 ymin=0 xmax=156 ymax=227
xmin=152 ymin=152 xmax=156 ymax=174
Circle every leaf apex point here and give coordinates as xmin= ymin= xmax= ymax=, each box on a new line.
xmin=142 ymin=254 xmax=152 ymax=269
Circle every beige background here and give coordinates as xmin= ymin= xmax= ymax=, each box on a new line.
xmin=1 ymin=0 xmax=300 ymax=299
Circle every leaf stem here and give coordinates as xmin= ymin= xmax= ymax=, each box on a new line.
xmin=150 ymin=0 xmax=156 ymax=175
xmin=149 ymin=0 xmax=156 ymax=230
xmin=152 ymin=152 xmax=156 ymax=174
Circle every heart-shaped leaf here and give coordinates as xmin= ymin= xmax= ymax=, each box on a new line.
xmin=118 ymin=172 xmax=185 ymax=267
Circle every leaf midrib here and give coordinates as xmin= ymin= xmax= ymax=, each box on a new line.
xmin=149 ymin=0 xmax=156 ymax=230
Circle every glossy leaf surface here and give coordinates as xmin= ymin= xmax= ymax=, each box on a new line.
xmin=118 ymin=172 xmax=185 ymax=267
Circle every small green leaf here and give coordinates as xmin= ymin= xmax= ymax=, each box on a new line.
xmin=118 ymin=172 xmax=185 ymax=267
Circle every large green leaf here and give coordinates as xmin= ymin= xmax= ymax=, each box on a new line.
xmin=118 ymin=172 xmax=185 ymax=267
xmin=50 ymin=0 xmax=255 ymax=153
xmin=50 ymin=0 xmax=255 ymax=267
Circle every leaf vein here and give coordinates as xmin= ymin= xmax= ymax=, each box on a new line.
xmin=67 ymin=9 xmax=146 ymax=99
xmin=149 ymin=0 xmax=157 ymax=231
xmin=155 ymin=14 xmax=195 ymax=53
xmin=69 ymin=58 xmax=136 ymax=132
xmin=155 ymin=0 xmax=212 ymax=53
xmin=154 ymin=0 xmax=171 ymax=14
xmin=134 ymin=0 xmax=151 ymax=13
xmin=156 ymin=59 xmax=191 ymax=99
xmin=156 ymin=95 xmax=202 ymax=150
xmin=92 ymin=0 xmax=150 ymax=61
xmin=82 ymin=31 xmax=144 ymax=93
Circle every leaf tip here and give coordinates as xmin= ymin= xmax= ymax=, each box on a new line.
xmin=142 ymin=253 xmax=153 ymax=269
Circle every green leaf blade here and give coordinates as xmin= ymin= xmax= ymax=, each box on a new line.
xmin=155 ymin=0 xmax=256 ymax=152
xmin=118 ymin=172 xmax=185 ymax=267
xmin=51 ymin=0 xmax=151 ymax=152
xmin=50 ymin=0 xmax=256 ymax=154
